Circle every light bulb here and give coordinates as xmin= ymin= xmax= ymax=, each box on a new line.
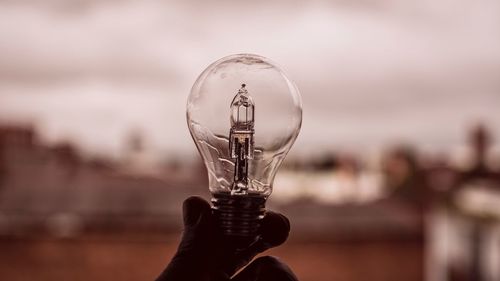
xmin=187 ymin=54 xmax=302 ymax=244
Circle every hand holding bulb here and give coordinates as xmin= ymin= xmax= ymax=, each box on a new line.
xmin=156 ymin=196 xmax=298 ymax=281
xmin=157 ymin=54 xmax=302 ymax=280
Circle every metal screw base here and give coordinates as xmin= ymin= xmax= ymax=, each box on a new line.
xmin=211 ymin=192 xmax=266 ymax=247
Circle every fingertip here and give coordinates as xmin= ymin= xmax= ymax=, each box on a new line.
xmin=260 ymin=211 xmax=290 ymax=247
xmin=182 ymin=196 xmax=211 ymax=227
xmin=281 ymin=213 xmax=291 ymax=230
xmin=183 ymin=196 xmax=211 ymax=208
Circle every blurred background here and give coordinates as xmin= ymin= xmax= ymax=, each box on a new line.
xmin=1 ymin=0 xmax=500 ymax=280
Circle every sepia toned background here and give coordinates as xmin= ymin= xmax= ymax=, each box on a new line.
xmin=1 ymin=0 xmax=500 ymax=280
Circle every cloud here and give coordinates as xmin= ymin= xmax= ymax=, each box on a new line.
xmin=0 ymin=0 xmax=499 ymax=157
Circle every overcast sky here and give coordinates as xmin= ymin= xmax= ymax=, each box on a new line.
xmin=0 ymin=0 xmax=499 ymax=160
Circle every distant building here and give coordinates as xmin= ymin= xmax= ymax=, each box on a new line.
xmin=0 ymin=124 xmax=207 ymax=236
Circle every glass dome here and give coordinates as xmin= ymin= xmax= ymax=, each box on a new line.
xmin=187 ymin=54 xmax=302 ymax=196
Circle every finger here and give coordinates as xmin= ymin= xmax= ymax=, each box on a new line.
xmin=156 ymin=196 xmax=214 ymax=281
xmin=260 ymin=211 xmax=290 ymax=247
xmin=183 ymin=196 xmax=213 ymax=230
xmin=223 ymin=211 xmax=290 ymax=276
xmin=231 ymin=256 xmax=298 ymax=281
xmin=177 ymin=196 xmax=214 ymax=257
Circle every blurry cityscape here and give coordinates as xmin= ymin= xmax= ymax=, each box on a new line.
xmin=0 ymin=123 xmax=208 ymax=236
xmin=1 ymin=122 xmax=499 ymax=281
xmin=1 ymin=0 xmax=500 ymax=281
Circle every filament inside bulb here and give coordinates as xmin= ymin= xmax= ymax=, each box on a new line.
xmin=229 ymin=84 xmax=255 ymax=195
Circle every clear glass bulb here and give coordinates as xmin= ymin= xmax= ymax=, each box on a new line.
xmin=186 ymin=54 xmax=302 ymax=242
xmin=187 ymin=54 xmax=302 ymax=195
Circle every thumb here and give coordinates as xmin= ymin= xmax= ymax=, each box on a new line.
xmin=156 ymin=196 xmax=215 ymax=281
xmin=183 ymin=196 xmax=212 ymax=230
xmin=177 ymin=196 xmax=214 ymax=260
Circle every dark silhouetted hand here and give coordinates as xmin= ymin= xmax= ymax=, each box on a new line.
xmin=156 ymin=196 xmax=298 ymax=281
